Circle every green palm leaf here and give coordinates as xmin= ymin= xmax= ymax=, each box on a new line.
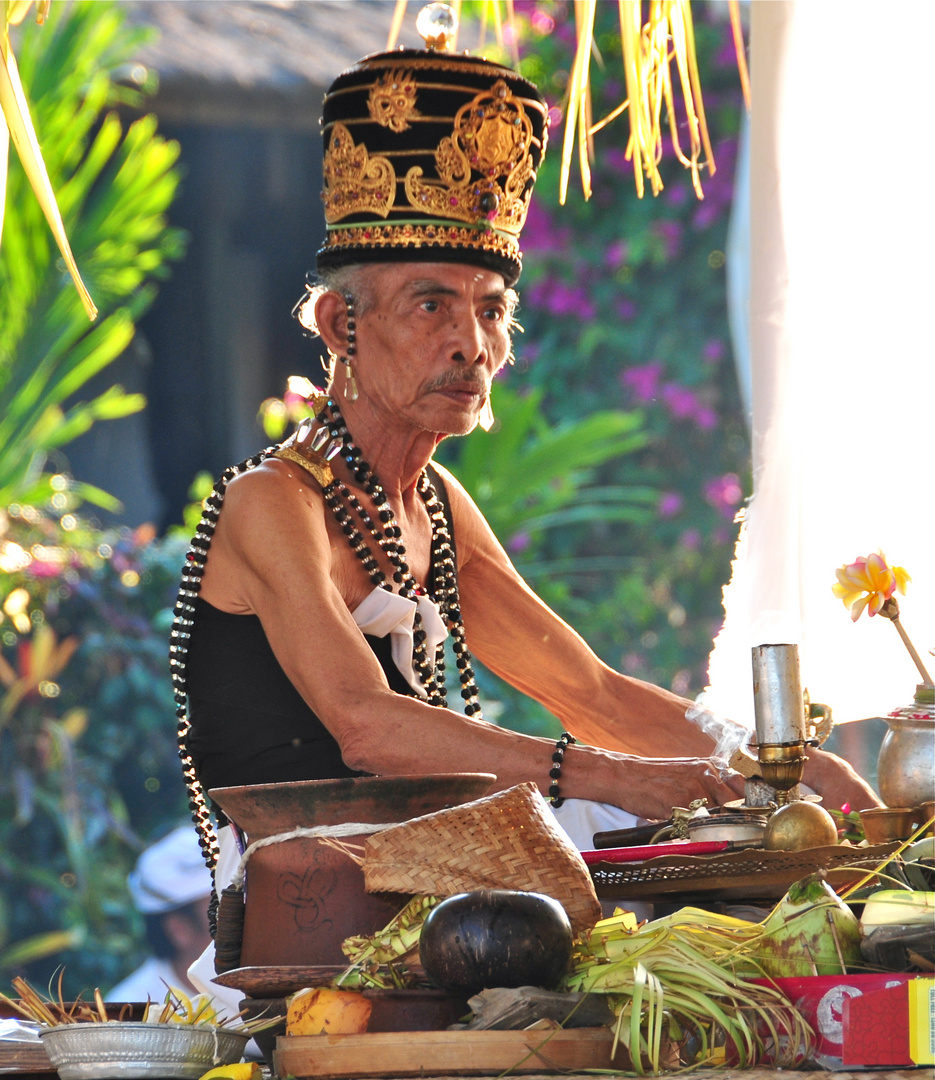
xmin=441 ymin=382 xmax=654 ymax=542
xmin=0 ymin=0 xmax=184 ymax=509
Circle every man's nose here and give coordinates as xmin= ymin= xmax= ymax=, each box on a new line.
xmin=450 ymin=313 xmax=487 ymax=364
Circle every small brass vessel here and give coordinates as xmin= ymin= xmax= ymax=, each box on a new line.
xmin=763 ymin=800 xmax=838 ymax=851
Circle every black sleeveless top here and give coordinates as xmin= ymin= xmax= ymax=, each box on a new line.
xmin=184 ymin=465 xmax=454 ymax=795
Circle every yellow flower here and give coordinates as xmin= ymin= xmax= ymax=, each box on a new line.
xmin=832 ymin=552 xmax=910 ymax=622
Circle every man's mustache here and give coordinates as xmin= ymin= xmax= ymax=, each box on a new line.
xmin=423 ymin=372 xmax=490 ymax=395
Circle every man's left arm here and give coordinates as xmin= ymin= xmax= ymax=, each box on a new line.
xmin=441 ymin=466 xmax=881 ymax=810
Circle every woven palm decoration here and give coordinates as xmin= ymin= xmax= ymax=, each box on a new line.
xmin=361 ymin=781 xmax=602 ymax=934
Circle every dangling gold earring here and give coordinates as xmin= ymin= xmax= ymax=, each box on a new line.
xmin=343 ymin=292 xmax=359 ymax=401
xmin=478 ymin=393 xmax=494 ymax=431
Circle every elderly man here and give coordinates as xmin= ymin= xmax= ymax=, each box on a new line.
xmin=171 ymin=32 xmax=877 ymax=887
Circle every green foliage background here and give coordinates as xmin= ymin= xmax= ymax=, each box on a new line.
xmin=0 ymin=1 xmax=186 ymax=993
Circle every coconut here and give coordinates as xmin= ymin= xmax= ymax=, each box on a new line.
xmin=753 ymin=873 xmax=862 ymax=978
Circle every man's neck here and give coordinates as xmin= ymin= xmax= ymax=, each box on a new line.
xmin=337 ymin=400 xmax=443 ymax=499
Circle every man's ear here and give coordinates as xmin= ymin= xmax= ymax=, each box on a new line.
xmin=315 ymin=290 xmax=348 ymax=357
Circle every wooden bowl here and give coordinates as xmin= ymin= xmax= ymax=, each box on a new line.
xmin=859 ymin=806 xmax=916 ymax=843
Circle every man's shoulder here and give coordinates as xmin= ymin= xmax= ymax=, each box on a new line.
xmin=224 ymin=454 xmax=327 ymax=510
xmin=427 ymin=460 xmax=473 ymax=510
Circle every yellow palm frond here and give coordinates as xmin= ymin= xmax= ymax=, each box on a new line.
xmin=386 ymin=1 xmax=748 ymax=202
xmin=562 ymin=0 xmax=731 ymax=202
xmin=1 ymin=1 xmax=97 ymax=318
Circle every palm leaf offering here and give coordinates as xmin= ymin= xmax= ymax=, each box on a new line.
xmin=562 ymin=906 xmax=813 ymax=1073
xmin=0 ymin=974 xmax=279 ymax=1033
xmin=563 ymin=0 xmax=723 ymax=202
xmin=336 ymin=895 xmax=440 ymax=989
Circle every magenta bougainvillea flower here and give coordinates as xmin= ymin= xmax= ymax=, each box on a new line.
xmin=832 ymin=552 xmax=911 ymax=622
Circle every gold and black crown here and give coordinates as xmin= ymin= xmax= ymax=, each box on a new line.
xmin=316 ymin=48 xmax=548 ymax=286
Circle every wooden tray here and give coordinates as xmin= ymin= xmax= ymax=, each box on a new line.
xmin=0 ymin=1040 xmax=54 ymax=1075
xmin=589 ymin=842 xmax=900 ymax=901
xmin=275 ymin=1028 xmax=629 ymax=1078
xmin=212 ymin=964 xmax=351 ymax=998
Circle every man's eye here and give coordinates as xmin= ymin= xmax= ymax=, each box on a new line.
xmin=420 ymin=299 xmax=440 ymax=313
xmin=483 ymin=307 xmax=504 ymax=321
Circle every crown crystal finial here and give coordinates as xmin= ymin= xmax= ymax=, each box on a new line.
xmin=416 ymin=3 xmax=458 ymax=51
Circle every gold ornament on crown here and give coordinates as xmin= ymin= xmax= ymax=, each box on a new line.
xmin=322 ymin=122 xmax=396 ymax=222
xmin=404 ymin=80 xmax=536 ymax=235
xmin=368 ymin=69 xmax=421 ymax=133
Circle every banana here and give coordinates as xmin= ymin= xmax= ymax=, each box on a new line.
xmin=196 ymin=1064 xmax=261 ymax=1080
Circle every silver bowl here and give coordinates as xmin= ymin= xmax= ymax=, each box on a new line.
xmin=39 ymin=1021 xmax=248 ymax=1080
xmin=687 ymin=811 xmax=768 ymax=844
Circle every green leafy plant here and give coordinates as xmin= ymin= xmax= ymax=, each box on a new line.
xmin=440 ymin=382 xmax=654 ymax=541
xmin=0 ymin=0 xmax=186 ymax=992
xmin=0 ymin=503 xmax=189 ymax=992
xmin=0 ymin=0 xmax=184 ymax=510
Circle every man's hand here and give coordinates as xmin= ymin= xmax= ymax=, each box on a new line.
xmin=610 ymin=755 xmax=746 ymax=821
xmin=803 ymin=747 xmax=882 ymax=812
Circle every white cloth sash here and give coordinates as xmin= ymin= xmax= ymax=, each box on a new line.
xmin=352 ymin=588 xmax=448 ymax=697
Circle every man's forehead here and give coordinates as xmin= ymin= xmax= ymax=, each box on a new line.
xmin=367 ymin=262 xmax=507 ymax=298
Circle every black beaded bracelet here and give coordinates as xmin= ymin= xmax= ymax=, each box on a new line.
xmin=548 ymin=731 xmax=577 ymax=807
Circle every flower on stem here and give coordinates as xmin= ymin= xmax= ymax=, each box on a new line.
xmin=832 ymin=552 xmax=910 ymax=622
xmin=832 ymin=552 xmax=933 ymax=687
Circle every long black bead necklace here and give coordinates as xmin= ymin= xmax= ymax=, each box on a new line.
xmin=171 ymin=403 xmax=485 ymax=893
xmin=171 ymin=446 xmax=276 ymax=905
xmin=322 ymin=399 xmax=483 ymax=717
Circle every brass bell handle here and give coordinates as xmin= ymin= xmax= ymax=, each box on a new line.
xmin=805 ymin=700 xmax=834 ymax=746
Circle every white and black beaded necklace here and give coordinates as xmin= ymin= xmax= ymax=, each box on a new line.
xmin=171 ymin=399 xmax=483 ymax=878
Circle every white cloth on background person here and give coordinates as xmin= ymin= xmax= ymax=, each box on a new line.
xmin=108 ymin=958 xmax=181 ymax=1005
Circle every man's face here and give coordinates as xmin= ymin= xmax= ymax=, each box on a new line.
xmin=352 ymin=262 xmax=513 ymax=437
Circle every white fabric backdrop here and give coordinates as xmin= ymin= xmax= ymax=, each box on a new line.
xmin=706 ymin=1 xmax=935 ymax=729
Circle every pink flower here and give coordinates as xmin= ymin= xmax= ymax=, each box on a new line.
xmin=704 ymin=473 xmax=743 ymax=519
xmin=658 ymin=492 xmax=683 ymax=518
xmin=604 ymin=147 xmax=630 ymax=173
xmin=702 ymin=338 xmax=726 ymax=363
xmin=614 ymin=297 xmax=638 ymax=321
xmin=661 ymin=383 xmax=698 ymax=420
xmin=680 ymin=528 xmax=702 ymax=551
xmin=652 ymin=219 xmax=683 ymax=259
xmin=693 ymin=405 xmax=718 ymax=430
xmin=832 ymin=552 xmax=910 ymax=621
xmin=531 ymin=9 xmax=554 ymax=34
xmin=520 ymin=201 xmax=570 ymax=253
xmin=508 ymin=531 xmax=531 ymax=554
xmin=621 ymin=362 xmax=664 ymax=402
xmin=604 ymin=240 xmax=627 ymax=269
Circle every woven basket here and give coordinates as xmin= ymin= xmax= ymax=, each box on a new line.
xmin=361 ymin=782 xmax=601 ymax=933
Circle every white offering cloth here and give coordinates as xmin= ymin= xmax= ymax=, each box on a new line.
xmin=352 ymin=588 xmax=448 ymax=697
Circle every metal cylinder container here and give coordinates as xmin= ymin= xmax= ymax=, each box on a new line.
xmin=752 ymin=644 xmax=806 ymax=793
xmin=752 ymin=643 xmax=805 ymax=746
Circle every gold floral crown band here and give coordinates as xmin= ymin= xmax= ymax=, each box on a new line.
xmin=316 ymin=49 xmax=548 ymax=286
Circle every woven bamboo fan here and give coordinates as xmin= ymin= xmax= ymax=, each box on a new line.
xmin=361 ymin=782 xmax=601 ymax=933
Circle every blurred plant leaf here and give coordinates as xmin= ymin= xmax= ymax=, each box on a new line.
xmin=0 ymin=927 xmax=82 ymax=969
xmin=1 ymin=0 xmax=96 ymax=316
xmin=441 ymin=381 xmax=653 ymax=540
xmin=0 ymin=0 xmax=184 ymax=511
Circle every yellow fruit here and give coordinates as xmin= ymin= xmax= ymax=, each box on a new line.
xmin=197 ymin=1065 xmax=260 ymax=1080
xmin=286 ymin=986 xmax=372 ymax=1036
